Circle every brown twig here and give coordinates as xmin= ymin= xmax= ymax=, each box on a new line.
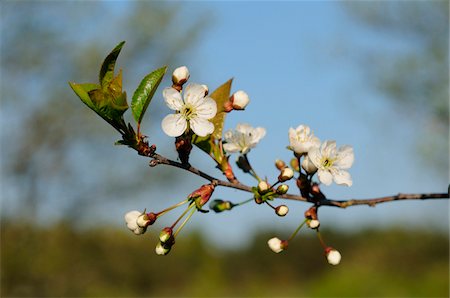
xmin=149 ymin=152 xmax=449 ymax=208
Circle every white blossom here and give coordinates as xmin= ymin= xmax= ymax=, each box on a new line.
xmin=279 ymin=167 xmax=294 ymax=182
xmin=124 ymin=210 xmax=146 ymax=235
xmin=275 ymin=205 xmax=289 ymax=217
xmin=326 ymin=248 xmax=342 ymax=265
xmin=267 ymin=237 xmax=287 ymax=253
xmin=308 ymin=141 xmax=354 ymax=186
xmin=308 ymin=219 xmax=320 ymax=229
xmin=223 ymin=123 xmax=266 ymax=154
xmin=155 ymin=242 xmax=171 ymax=256
xmin=288 ymin=125 xmax=320 ymax=155
xmin=161 ymin=84 xmax=217 ymax=137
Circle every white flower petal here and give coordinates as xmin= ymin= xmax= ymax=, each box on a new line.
xmin=336 ymin=145 xmax=354 ymax=169
xmin=184 ymin=84 xmax=207 ymax=106
xmin=161 ymin=113 xmax=187 ymax=137
xmin=163 ymin=87 xmax=184 ymax=111
xmin=267 ymin=237 xmax=283 ymax=253
xmin=190 ymin=117 xmax=214 ymax=137
xmin=223 ymin=142 xmax=242 ymax=153
xmin=318 ymin=170 xmax=333 ymax=185
xmin=252 ymin=127 xmax=266 ymax=144
xmin=333 ymin=170 xmax=352 ymax=186
xmin=236 ymin=123 xmax=252 ymax=134
xmin=196 ymin=97 xmax=217 ymax=119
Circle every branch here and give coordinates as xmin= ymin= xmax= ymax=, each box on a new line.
xmin=148 ymin=152 xmax=449 ymax=208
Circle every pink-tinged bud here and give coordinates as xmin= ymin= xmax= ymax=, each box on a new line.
xmin=172 ymin=66 xmax=190 ymax=86
xmin=275 ymin=159 xmax=286 ymax=171
xmin=276 ymin=184 xmax=289 ymax=195
xmin=275 ymin=205 xmax=289 ymax=217
xmin=189 ymin=184 xmax=215 ymax=210
xmin=304 ymin=206 xmax=318 ymax=220
xmin=307 ymin=219 xmax=320 ymax=229
xmin=278 ymin=167 xmax=294 ymax=182
xmin=325 ymin=247 xmax=341 ymax=265
xmin=136 ymin=212 xmax=157 ymax=228
xmin=230 ymin=90 xmax=250 ymax=110
xmin=159 ymin=227 xmax=174 ymax=243
xmin=257 ymin=181 xmax=270 ymax=194
xmin=267 ymin=237 xmax=289 ymax=253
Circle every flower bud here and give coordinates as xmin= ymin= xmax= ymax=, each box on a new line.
xmin=257 ymin=181 xmax=270 ymax=194
xmin=290 ymin=158 xmax=300 ymax=172
xmin=209 ymin=199 xmax=233 ymax=213
xmin=267 ymin=237 xmax=288 ymax=253
xmin=230 ymin=90 xmax=250 ymax=110
xmin=278 ymin=167 xmax=294 ymax=182
xmin=136 ymin=212 xmax=157 ymax=228
xmin=201 ymin=84 xmax=209 ymax=96
xmin=159 ymin=227 xmax=174 ymax=243
xmin=172 ymin=66 xmax=190 ymax=86
xmin=307 ymin=219 xmax=320 ymax=229
xmin=124 ymin=210 xmax=147 ymax=235
xmin=275 ymin=159 xmax=286 ymax=171
xmin=275 ymin=205 xmax=289 ymax=217
xmin=301 ymin=155 xmax=318 ymax=174
xmin=155 ymin=241 xmax=172 ymax=256
xmin=189 ymin=183 xmax=215 ymax=210
xmin=276 ymin=184 xmax=289 ymax=195
xmin=325 ymin=247 xmax=341 ymax=265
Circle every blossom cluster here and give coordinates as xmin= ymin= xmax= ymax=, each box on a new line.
xmin=123 ymin=66 xmax=354 ymax=265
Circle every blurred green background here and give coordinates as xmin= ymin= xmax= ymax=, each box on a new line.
xmin=1 ymin=1 xmax=448 ymax=297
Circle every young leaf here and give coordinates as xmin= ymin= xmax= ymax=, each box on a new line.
xmin=99 ymin=41 xmax=125 ymax=89
xmin=131 ymin=66 xmax=167 ymax=124
xmin=209 ymin=79 xmax=233 ymax=139
xmin=69 ymin=82 xmax=101 ymax=111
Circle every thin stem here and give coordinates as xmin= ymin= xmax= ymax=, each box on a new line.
xmin=288 ymin=219 xmax=308 ymax=241
xmin=174 ymin=206 xmax=196 ymax=238
xmin=157 ymin=199 xmax=189 ymax=218
xmin=244 ymin=154 xmax=262 ymax=182
xmin=171 ymin=202 xmax=195 ymax=229
xmin=316 ymin=229 xmax=327 ymax=249
xmin=235 ymin=197 xmax=254 ymax=206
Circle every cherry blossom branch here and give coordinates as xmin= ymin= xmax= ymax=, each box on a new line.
xmin=148 ymin=151 xmax=449 ymax=208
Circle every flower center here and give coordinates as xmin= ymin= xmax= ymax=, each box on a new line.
xmin=321 ymin=157 xmax=335 ymax=169
xmin=181 ymin=104 xmax=196 ymax=120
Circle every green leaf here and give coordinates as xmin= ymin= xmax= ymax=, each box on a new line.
xmin=209 ymin=79 xmax=233 ymax=139
xmin=192 ymin=134 xmax=213 ymax=155
xmin=131 ymin=66 xmax=167 ymax=124
xmin=69 ymin=82 xmax=100 ymax=111
xmin=99 ymin=41 xmax=125 ymax=88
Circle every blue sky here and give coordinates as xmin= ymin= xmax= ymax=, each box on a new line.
xmin=2 ymin=1 xmax=448 ymax=249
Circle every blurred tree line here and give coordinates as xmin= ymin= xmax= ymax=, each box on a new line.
xmin=343 ymin=1 xmax=449 ymax=174
xmin=2 ymin=223 xmax=448 ymax=297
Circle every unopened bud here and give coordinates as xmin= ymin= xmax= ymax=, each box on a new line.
xmin=137 ymin=212 xmax=157 ymax=228
xmin=307 ymin=219 xmax=320 ymax=229
xmin=159 ymin=227 xmax=174 ymax=243
xmin=230 ymin=90 xmax=250 ymax=110
xmin=325 ymin=247 xmax=341 ymax=265
xmin=201 ymin=84 xmax=209 ymax=96
xmin=267 ymin=237 xmax=288 ymax=253
xmin=278 ymin=167 xmax=294 ymax=182
xmin=275 ymin=205 xmax=289 ymax=217
xmin=290 ymin=158 xmax=300 ymax=172
xmin=155 ymin=241 xmax=172 ymax=256
xmin=209 ymin=199 xmax=233 ymax=213
xmin=257 ymin=181 xmax=270 ymax=194
xmin=172 ymin=66 xmax=190 ymax=86
xmin=301 ymin=156 xmax=318 ymax=174
xmin=275 ymin=159 xmax=286 ymax=170
xmin=276 ymin=184 xmax=289 ymax=195
xmin=189 ymin=183 xmax=215 ymax=210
